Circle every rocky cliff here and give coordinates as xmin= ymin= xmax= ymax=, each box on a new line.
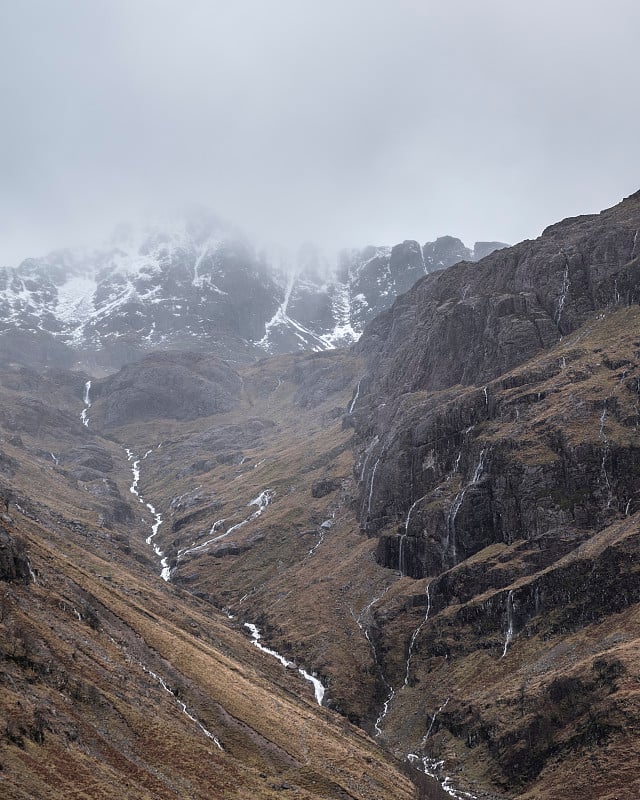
xmin=337 ymin=190 xmax=640 ymax=796
xmin=0 ymin=216 xmax=504 ymax=371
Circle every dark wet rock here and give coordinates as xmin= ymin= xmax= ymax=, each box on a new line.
xmin=0 ymin=329 xmax=75 ymax=371
xmin=356 ymin=192 xmax=640 ymax=398
xmin=352 ymin=191 xmax=640 ymax=580
xmin=0 ymin=525 xmax=30 ymax=584
xmin=0 ymin=452 xmax=18 ymax=476
xmin=176 ymin=460 xmax=218 ymax=478
xmin=0 ymin=397 xmax=83 ymax=437
xmin=65 ymin=443 xmax=114 ymax=473
xmin=289 ymin=351 xmax=360 ymax=408
xmin=423 ymin=236 xmax=472 ymax=272
xmin=172 ymin=502 xmax=223 ymax=534
xmin=311 ymin=478 xmax=342 ymax=498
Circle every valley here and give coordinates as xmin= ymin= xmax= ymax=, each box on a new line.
xmin=1 ymin=191 xmax=640 ymax=798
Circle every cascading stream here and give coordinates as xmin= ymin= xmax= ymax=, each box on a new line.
xmin=500 ymin=589 xmax=515 ymax=659
xmin=80 ymin=380 xmax=91 ymax=427
xmin=446 ymin=449 xmax=486 ymax=564
xmin=244 ymin=622 xmax=326 ymax=706
xmin=125 ymin=447 xmax=170 ymax=581
xmin=140 ymin=663 xmax=223 ymax=750
xmin=176 ymin=489 xmax=273 ymax=565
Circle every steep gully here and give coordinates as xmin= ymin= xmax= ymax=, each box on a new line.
xmin=355 ymin=579 xmax=473 ymax=799
xmin=79 ymin=387 xmax=328 ymax=709
xmin=77 ymin=383 xmax=228 ymax=748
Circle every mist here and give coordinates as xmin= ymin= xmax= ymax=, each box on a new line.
xmin=1 ymin=0 xmax=639 ymax=266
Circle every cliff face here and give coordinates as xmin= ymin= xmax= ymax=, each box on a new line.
xmin=341 ymin=192 xmax=640 ymax=795
xmin=352 ymin=191 xmax=640 ymax=563
xmin=355 ymin=191 xmax=640 ymax=396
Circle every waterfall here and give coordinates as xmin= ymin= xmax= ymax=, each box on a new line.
xmin=554 ymin=256 xmax=571 ymax=330
xmin=367 ymin=458 xmax=380 ymax=515
xmin=447 ymin=449 xmax=486 ymax=564
xmin=349 ymin=378 xmax=362 ymax=413
xmin=244 ymin=622 xmax=326 ymax=705
xmin=80 ymin=380 xmax=92 ymax=427
xmin=399 ymin=493 xmax=429 ymax=577
xmin=599 ymin=404 xmax=614 ymax=509
xmin=500 ymin=589 xmax=515 ymax=659
xmin=404 ymin=583 xmax=431 ymax=686
xmin=177 ymin=490 xmax=274 ymax=564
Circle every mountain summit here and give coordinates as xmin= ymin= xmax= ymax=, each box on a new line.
xmin=0 ymin=217 xmax=506 ymax=371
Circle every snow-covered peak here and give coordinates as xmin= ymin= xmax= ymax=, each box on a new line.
xmin=0 ymin=216 xmax=503 ymax=370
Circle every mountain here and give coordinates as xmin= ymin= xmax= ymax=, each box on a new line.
xmin=0 ymin=216 xmax=505 ymax=372
xmin=3 ymin=193 xmax=639 ymax=799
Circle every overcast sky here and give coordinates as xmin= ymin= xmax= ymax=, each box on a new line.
xmin=1 ymin=0 xmax=639 ymax=265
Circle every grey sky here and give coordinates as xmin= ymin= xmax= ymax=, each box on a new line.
xmin=1 ymin=0 xmax=639 ymax=265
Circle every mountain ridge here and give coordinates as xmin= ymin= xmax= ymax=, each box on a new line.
xmin=0 ymin=218 xmax=507 ymax=372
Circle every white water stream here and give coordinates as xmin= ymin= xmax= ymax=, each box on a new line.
xmin=80 ymin=380 xmax=91 ymax=427
xmin=367 ymin=458 xmax=380 ymax=515
xmin=554 ymin=257 xmax=571 ymax=330
xmin=446 ymin=449 xmax=486 ymax=564
xmin=348 ymin=378 xmax=362 ymax=414
xmin=125 ymin=448 xmax=171 ymax=581
xmin=140 ymin=663 xmax=223 ymax=750
xmin=244 ymin=622 xmax=326 ymax=705
xmin=500 ymin=589 xmax=515 ymax=659
xmin=177 ymin=489 xmax=273 ymax=564
xmin=404 ymin=582 xmax=431 ymax=686
xmin=399 ymin=494 xmax=429 ymax=577
xmin=599 ymin=404 xmax=614 ymax=509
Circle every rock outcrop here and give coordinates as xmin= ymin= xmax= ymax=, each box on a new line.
xmin=88 ymin=352 xmax=242 ymax=428
xmin=0 ymin=525 xmax=30 ymax=583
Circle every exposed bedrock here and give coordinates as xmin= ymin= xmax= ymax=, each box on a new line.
xmin=350 ymin=192 xmax=640 ymax=581
xmin=362 ymin=384 xmax=640 ymax=580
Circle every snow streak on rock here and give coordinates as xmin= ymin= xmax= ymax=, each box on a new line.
xmin=256 ymin=274 xmax=333 ymax=354
xmin=323 ymin=282 xmax=359 ymax=348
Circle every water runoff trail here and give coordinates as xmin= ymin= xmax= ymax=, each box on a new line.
xmin=169 ymin=478 xmax=327 ymax=707
xmin=243 ymin=622 xmax=327 ymax=706
xmin=80 ymin=380 xmax=92 ymax=427
xmin=125 ymin=447 xmax=171 ymax=581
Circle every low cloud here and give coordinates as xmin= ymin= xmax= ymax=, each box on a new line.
xmin=1 ymin=0 xmax=639 ymax=264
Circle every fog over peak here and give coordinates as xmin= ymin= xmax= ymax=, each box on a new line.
xmin=1 ymin=0 xmax=639 ymax=266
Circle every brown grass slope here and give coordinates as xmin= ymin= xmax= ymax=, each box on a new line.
xmin=0 ymin=364 xmax=423 ymax=800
